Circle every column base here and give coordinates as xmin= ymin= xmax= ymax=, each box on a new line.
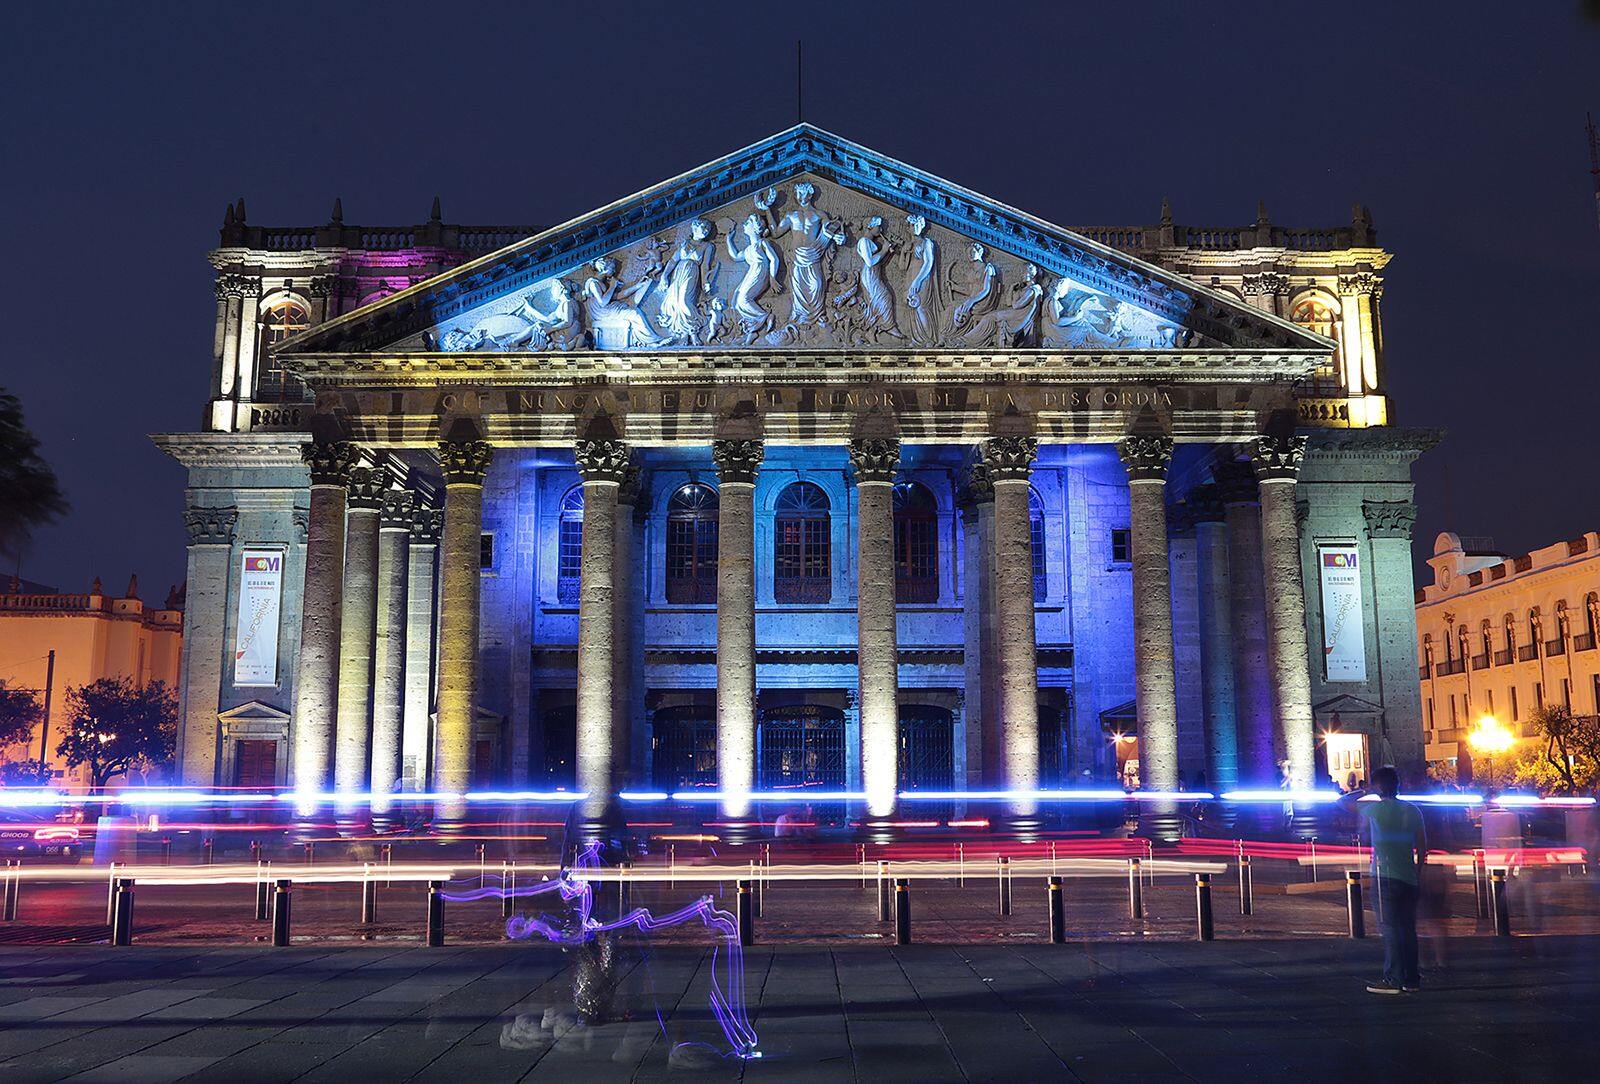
xmin=1134 ymin=804 xmax=1183 ymax=844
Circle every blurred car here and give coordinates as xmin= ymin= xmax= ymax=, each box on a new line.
xmin=0 ymin=807 xmax=84 ymax=858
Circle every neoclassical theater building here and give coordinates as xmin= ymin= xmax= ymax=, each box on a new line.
xmin=155 ymin=126 xmax=1436 ymax=820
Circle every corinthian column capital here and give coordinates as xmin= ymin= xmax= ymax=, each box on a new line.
xmin=848 ymin=438 xmax=900 ymax=484
xmin=346 ymin=465 xmax=388 ymax=511
xmin=1117 ymin=435 xmax=1174 ymax=482
xmin=301 ymin=441 xmax=359 ymax=487
xmin=438 ymin=440 xmax=494 ymax=486
xmin=378 ymin=489 xmax=415 ymax=530
xmin=712 ymin=439 xmax=765 ymax=485
xmin=1251 ymin=434 xmax=1307 ymax=482
xmin=409 ymin=503 xmax=443 ymax=544
xmin=982 ymin=436 xmax=1037 ymax=482
xmin=574 ymin=438 xmax=630 ymax=484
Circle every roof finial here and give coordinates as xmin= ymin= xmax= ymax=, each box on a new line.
xmin=330 ymin=197 xmax=343 ymax=225
xmin=430 ymin=195 xmax=442 ymax=223
xmin=1159 ymin=196 xmax=1172 ymax=226
xmin=235 ymin=197 xmax=246 ymax=223
xmin=90 ymin=576 xmax=103 ymax=595
xmin=223 ymin=202 xmax=235 ymax=227
xmin=125 ymin=574 xmax=139 ymax=599
xmin=1255 ymin=199 xmax=1270 ymax=227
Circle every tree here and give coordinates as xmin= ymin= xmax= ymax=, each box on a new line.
xmin=56 ymin=678 xmax=176 ymax=789
xmin=0 ymin=759 xmax=49 ymax=786
xmin=0 ymin=680 xmax=42 ymax=749
xmin=0 ymin=387 xmax=68 ymax=564
xmin=1525 ymin=705 xmax=1600 ymax=795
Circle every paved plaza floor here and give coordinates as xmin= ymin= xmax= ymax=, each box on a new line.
xmin=0 ymin=936 xmax=1595 ymax=1082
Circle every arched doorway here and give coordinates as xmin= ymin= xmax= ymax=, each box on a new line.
xmin=651 ymin=705 xmax=718 ymax=791
xmin=540 ymin=705 xmax=576 ymax=788
xmin=757 ymin=705 xmax=846 ymax=790
xmin=1038 ymin=704 xmax=1069 ymax=787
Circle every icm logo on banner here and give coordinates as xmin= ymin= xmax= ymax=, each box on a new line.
xmin=1318 ymin=545 xmax=1366 ymax=682
xmin=234 ymin=550 xmax=283 ymax=686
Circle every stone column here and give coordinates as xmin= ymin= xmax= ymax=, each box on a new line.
xmin=1215 ymin=463 xmax=1276 ymax=785
xmin=333 ymin=464 xmax=385 ymax=809
xmin=402 ymin=503 xmax=441 ymax=789
xmin=1190 ymin=485 xmax=1239 ymax=793
xmin=849 ymin=438 xmax=900 ymax=818
xmin=176 ymin=506 xmax=237 ymax=786
xmin=612 ymin=466 xmax=643 ymax=789
xmin=1253 ymin=434 xmax=1317 ymax=790
xmin=1118 ymin=436 xmax=1179 ymax=838
xmin=985 ymin=436 xmax=1040 ymax=805
xmin=292 ymin=441 xmax=358 ymax=807
xmin=369 ymin=489 xmax=413 ymax=822
xmin=958 ymin=460 xmax=996 ymax=788
xmin=713 ymin=439 xmax=764 ymax=815
xmin=434 ymin=439 xmax=493 ymax=824
xmin=574 ymin=438 xmax=629 ymax=812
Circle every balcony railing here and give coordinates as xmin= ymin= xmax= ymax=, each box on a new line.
xmin=1518 ymin=645 xmax=1540 ymax=662
xmin=1546 ymin=639 xmax=1566 ymax=657
xmin=1471 ymin=654 xmax=1490 ymax=671
xmin=1493 ymin=649 xmax=1514 ymax=666
xmin=1436 ymin=658 xmax=1466 ymax=677
xmin=1418 ymin=665 xmax=1431 ymax=681
xmin=1576 ymin=633 xmax=1597 ymax=652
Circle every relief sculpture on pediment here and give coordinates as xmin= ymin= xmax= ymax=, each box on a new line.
xmin=422 ymin=175 xmax=1201 ymax=354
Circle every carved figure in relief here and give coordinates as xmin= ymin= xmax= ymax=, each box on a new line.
xmin=956 ymin=262 xmax=1043 ymax=347
xmin=853 ymin=217 xmax=904 ymax=341
xmin=949 ymin=243 xmax=1001 ymax=335
xmin=518 ymin=280 xmax=586 ymax=351
xmin=902 ymin=214 xmax=941 ymax=346
xmin=1043 ymin=276 xmax=1186 ymax=349
xmin=758 ymin=183 xmax=845 ymax=327
xmin=583 ymin=257 xmax=664 ymax=350
xmin=655 ymin=219 xmax=718 ymax=345
xmin=725 ymin=214 xmax=783 ymax=343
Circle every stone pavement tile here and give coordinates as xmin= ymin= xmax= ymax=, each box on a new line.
xmin=845 ymin=1017 xmax=961 ymax=1082
xmin=61 ymin=1053 xmax=220 ymax=1083
xmin=181 ymin=1041 xmax=352 ymax=1083
xmin=292 ymin=1031 xmax=459 ymax=1083
xmin=0 ymin=1022 xmax=98 ymax=1060
xmin=137 ymin=1023 xmax=272 ymax=1060
xmin=0 ymin=1023 xmax=193 ymax=1084
xmin=0 ymin=995 xmax=105 ymax=1022
xmin=143 ymin=995 xmax=267 ymax=1021
xmin=47 ymin=988 xmax=214 ymax=1023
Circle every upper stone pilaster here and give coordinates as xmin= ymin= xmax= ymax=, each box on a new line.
xmin=438 ymin=440 xmax=494 ymax=486
xmin=982 ymin=436 xmax=1037 ymax=482
xmin=301 ymin=441 xmax=359 ymax=487
xmin=848 ymin=438 xmax=901 ymax=484
xmin=183 ymin=506 xmax=238 ymax=546
xmin=712 ymin=439 xmax=765 ymax=486
xmin=1252 ymin=434 xmax=1307 ymax=482
xmin=574 ymin=438 xmax=630 ymax=484
xmin=956 ymin=457 xmax=994 ymax=513
xmin=616 ymin=463 xmax=645 ymax=506
xmin=1117 ymin=435 xmax=1174 ymax=482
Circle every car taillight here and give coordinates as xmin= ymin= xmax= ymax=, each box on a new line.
xmin=34 ymin=827 xmax=79 ymax=842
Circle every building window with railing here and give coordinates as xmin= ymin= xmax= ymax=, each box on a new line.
xmin=256 ymin=295 xmax=310 ymax=401
xmin=893 ymin=481 xmax=939 ymax=604
xmin=1581 ymin=593 xmax=1600 ymax=651
xmin=1290 ymin=292 xmax=1343 ymax=387
xmin=773 ymin=482 xmax=831 ymax=603
xmin=665 ymin=483 xmax=719 ymax=604
xmin=1497 ymin=613 xmax=1516 ymax=665
xmin=1029 ymin=487 xmax=1046 ymax=602
xmin=556 ymin=486 xmax=583 ymax=604
xmin=1520 ymin=610 xmax=1542 ymax=662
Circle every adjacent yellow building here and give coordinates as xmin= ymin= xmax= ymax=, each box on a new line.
xmin=0 ymin=576 xmax=184 ymax=786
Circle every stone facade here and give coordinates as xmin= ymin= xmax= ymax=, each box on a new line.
xmin=154 ymin=125 xmax=1435 ymax=828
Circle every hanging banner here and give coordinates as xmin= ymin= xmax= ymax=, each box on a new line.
xmin=233 ymin=550 xmax=283 ymax=686
xmin=1318 ymin=545 xmax=1367 ymax=682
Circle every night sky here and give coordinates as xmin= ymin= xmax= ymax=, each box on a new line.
xmin=3 ymin=2 xmax=1596 ymax=598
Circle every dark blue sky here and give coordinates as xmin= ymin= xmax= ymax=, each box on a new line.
xmin=3 ymin=2 xmax=1596 ymax=596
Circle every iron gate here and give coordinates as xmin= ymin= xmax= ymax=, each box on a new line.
xmin=757 ymin=706 xmax=847 ymax=790
xmin=652 ymin=706 xmax=718 ymax=791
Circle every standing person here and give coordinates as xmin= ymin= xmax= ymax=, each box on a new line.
xmin=1337 ymin=765 xmax=1427 ymax=994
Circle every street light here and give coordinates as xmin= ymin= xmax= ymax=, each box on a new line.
xmin=1467 ymin=714 xmax=1515 ymax=791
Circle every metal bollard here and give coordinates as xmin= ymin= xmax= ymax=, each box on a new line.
xmin=111 ymin=878 xmax=135 ymax=946
xmin=670 ymin=843 xmax=677 ymax=887
xmin=477 ymin=843 xmax=487 ymax=888
xmin=426 ymin=880 xmax=445 ymax=947
xmin=249 ymin=839 xmax=262 ymax=864
xmin=894 ymin=878 xmax=911 ymax=945
xmin=272 ymin=879 xmax=292 ymax=946
xmin=1239 ymin=855 xmax=1254 ymax=915
xmin=382 ymin=842 xmax=393 ymax=887
xmin=857 ymin=843 xmax=866 ymax=889
xmin=361 ymin=867 xmax=376 ymax=924
xmin=1473 ymin=850 xmax=1488 ymax=919
xmin=749 ymin=861 xmax=761 ymax=919
xmin=1309 ymin=837 xmax=1318 ymax=882
xmin=1195 ymin=874 xmax=1215 ymax=942
xmin=1128 ymin=858 xmax=1144 ymax=920
xmin=254 ymin=868 xmax=270 ymax=922
xmin=878 ymin=860 xmax=891 ymax=921
xmin=958 ymin=842 xmax=966 ymax=887
xmin=1047 ymin=876 xmax=1066 ymax=943
xmin=3 ymin=860 xmax=19 ymax=921
xmin=1345 ymin=871 xmax=1366 ymax=939
xmin=502 ymin=861 xmax=515 ymax=919
xmin=161 ymin=837 xmax=172 ymax=866
xmin=737 ymin=879 xmax=755 ymax=946
xmin=1490 ymin=869 xmax=1512 ymax=936
xmin=998 ymin=857 xmax=1012 ymax=917
xmin=203 ymin=838 xmax=214 ymax=865
xmin=106 ymin=862 xmax=121 ymax=926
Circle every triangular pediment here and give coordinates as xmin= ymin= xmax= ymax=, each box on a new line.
xmin=217 ymin=700 xmax=291 ymax=722
xmin=282 ymin=125 xmax=1325 ymax=358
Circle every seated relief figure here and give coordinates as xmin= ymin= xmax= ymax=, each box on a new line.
xmin=583 ymin=256 xmax=665 ymax=350
xmin=948 ymin=242 xmax=1001 ymax=338
xmin=954 ymin=261 xmax=1045 ymax=347
xmin=1044 ymin=277 xmax=1118 ymax=349
xmin=655 ymin=219 xmax=719 ymax=345
xmin=725 ymin=213 xmax=783 ymax=343
xmin=517 ymin=279 xmax=587 ymax=351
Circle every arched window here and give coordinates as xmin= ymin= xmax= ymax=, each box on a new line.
xmin=1029 ymin=487 xmax=1047 ymax=602
xmin=1421 ymin=633 xmax=1434 ymax=675
xmin=893 ymin=481 xmax=939 ymax=604
xmin=1480 ymin=620 xmax=1493 ymax=664
xmin=1528 ymin=609 xmax=1543 ymax=659
xmin=774 ymin=482 xmax=831 ymax=603
xmin=556 ymin=486 xmax=583 ymax=604
xmin=1585 ymin=593 xmax=1600 ymax=649
xmin=1457 ymin=625 xmax=1470 ymax=666
xmin=1290 ymin=292 xmax=1343 ymax=385
xmin=665 ymin=483 xmax=719 ymax=604
xmin=1503 ymin=613 xmax=1517 ymax=656
xmin=256 ymin=296 xmax=311 ymax=401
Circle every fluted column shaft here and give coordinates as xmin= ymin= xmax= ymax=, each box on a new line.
xmin=958 ymin=463 xmax=996 ymax=788
xmin=612 ymin=469 xmax=642 ymax=789
xmin=985 ymin=437 xmax=1040 ymax=801
xmin=1216 ymin=464 xmax=1275 ymax=784
xmin=714 ymin=440 xmax=763 ymax=815
xmin=402 ymin=506 xmax=440 ymax=789
xmin=370 ymin=491 xmax=413 ymax=818
xmin=575 ymin=439 xmax=629 ymax=811
xmin=334 ymin=466 xmax=385 ymax=805
xmin=434 ymin=440 xmax=493 ymax=823
xmin=293 ymin=441 xmax=357 ymax=807
xmin=850 ymin=439 xmax=900 ymax=817
xmin=1119 ymin=437 xmax=1179 ymax=802
xmin=1255 ymin=435 xmax=1316 ymax=789
xmin=1192 ymin=490 xmax=1239 ymax=792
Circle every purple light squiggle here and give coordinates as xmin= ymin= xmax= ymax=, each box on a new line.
xmin=441 ymin=844 xmax=758 ymax=1057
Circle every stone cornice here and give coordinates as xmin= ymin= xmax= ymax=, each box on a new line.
xmin=152 ymin=432 xmax=309 ymax=468
xmin=1305 ymin=426 xmax=1445 ymax=461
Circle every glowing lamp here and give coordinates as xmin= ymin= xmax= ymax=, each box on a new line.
xmin=1466 ymin=715 xmax=1514 ymax=756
